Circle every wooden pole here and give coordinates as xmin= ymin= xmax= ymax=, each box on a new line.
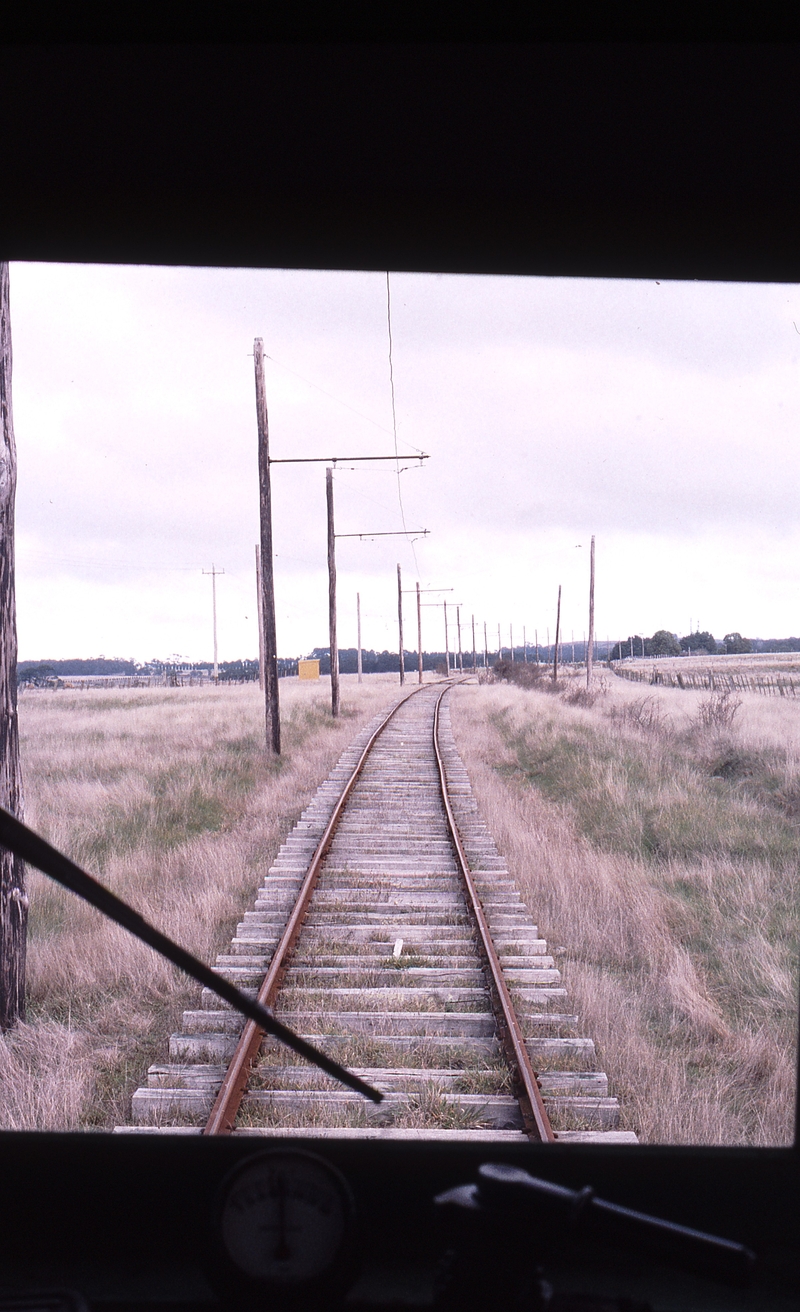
xmin=357 ymin=591 xmax=363 ymax=684
xmin=255 ymin=545 xmax=265 ymax=691
xmin=212 ymin=566 xmax=218 ymax=680
xmin=444 ymin=601 xmax=450 ymax=674
xmin=484 ymin=620 xmax=489 ymax=669
xmin=416 ymin=581 xmax=423 ymax=684
xmin=326 ymin=467 xmax=340 ymax=718
xmin=254 ymin=338 xmax=281 ymax=755
xmin=457 ymin=606 xmax=463 ymax=672
xmin=587 ymin=533 xmax=595 ymax=688
xmin=472 ymin=614 xmax=477 ymax=670
xmin=397 ymin=564 xmax=405 ymax=684
xmin=553 ymin=585 xmax=562 ymax=683
xmin=0 ymin=261 xmax=25 ymax=1029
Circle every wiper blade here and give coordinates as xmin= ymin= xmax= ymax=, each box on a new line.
xmin=0 ymin=807 xmax=382 ymax=1105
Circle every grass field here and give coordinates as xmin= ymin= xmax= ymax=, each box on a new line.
xmin=450 ymin=673 xmax=799 ymax=1145
xmin=0 ymin=675 xmax=401 ymax=1130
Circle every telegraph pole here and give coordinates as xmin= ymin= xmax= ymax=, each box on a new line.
xmin=416 ymin=582 xmax=424 ymax=683
xmin=357 ymin=592 xmax=363 ymax=684
xmin=587 ymin=534 xmax=595 ymax=688
xmin=444 ymin=602 xmax=450 ymax=674
xmin=254 ymin=339 xmax=281 ymax=755
xmin=397 ymin=564 xmax=405 ymax=685
xmin=457 ymin=606 xmax=463 ymax=672
xmin=202 ymin=564 xmax=225 ymax=682
xmin=472 ymin=615 xmax=477 ymax=671
xmin=255 ymin=545 xmax=265 ymax=691
xmin=484 ymin=620 xmax=489 ymax=669
xmin=553 ymin=585 xmax=562 ymax=682
xmin=0 ymin=260 xmax=25 ymax=1029
xmin=326 ymin=467 xmax=340 ymax=717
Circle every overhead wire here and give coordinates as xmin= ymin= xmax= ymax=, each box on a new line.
xmin=386 ymin=272 xmax=422 ymax=578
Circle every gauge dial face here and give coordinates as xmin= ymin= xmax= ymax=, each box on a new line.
xmin=219 ymin=1151 xmax=353 ymax=1288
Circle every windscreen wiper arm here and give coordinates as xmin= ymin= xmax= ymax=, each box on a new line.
xmin=0 ymin=806 xmax=382 ymax=1105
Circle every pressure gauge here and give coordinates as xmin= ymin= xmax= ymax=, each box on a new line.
xmin=211 ymin=1149 xmax=358 ymax=1305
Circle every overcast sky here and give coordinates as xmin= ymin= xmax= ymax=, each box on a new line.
xmin=8 ymin=263 xmax=800 ymax=663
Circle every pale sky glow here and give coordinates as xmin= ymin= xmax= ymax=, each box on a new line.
xmin=9 ymin=263 xmax=800 ymax=663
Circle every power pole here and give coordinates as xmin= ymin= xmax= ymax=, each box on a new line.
xmin=0 ymin=261 xmax=25 ymax=1029
xmin=397 ymin=564 xmax=405 ymax=685
xmin=587 ymin=533 xmax=595 ymax=688
xmin=326 ymin=467 xmax=340 ymax=717
xmin=202 ymin=564 xmax=225 ymax=682
xmin=471 ymin=614 xmax=477 ymax=670
xmin=510 ymin=623 xmax=514 ymax=663
xmin=457 ymin=606 xmax=463 ymax=672
xmin=444 ymin=601 xmax=450 ymax=674
xmin=357 ymin=592 xmax=363 ymax=684
xmin=416 ymin=582 xmax=424 ymax=684
xmin=254 ymin=338 xmax=280 ymax=755
xmin=483 ymin=620 xmax=489 ymax=669
xmin=553 ymin=585 xmax=562 ymax=682
xmin=255 ymin=545 xmax=265 ymax=691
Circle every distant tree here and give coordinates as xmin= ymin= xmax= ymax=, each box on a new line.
xmin=723 ymin=632 xmax=752 ymax=654
xmin=680 ymin=630 xmax=716 ymax=655
xmin=649 ymin=629 xmax=681 ymax=656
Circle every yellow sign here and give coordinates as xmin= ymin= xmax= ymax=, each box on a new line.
xmin=298 ymin=659 xmax=320 ymax=681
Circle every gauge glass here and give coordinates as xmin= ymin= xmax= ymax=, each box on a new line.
xmin=220 ymin=1151 xmax=351 ymax=1287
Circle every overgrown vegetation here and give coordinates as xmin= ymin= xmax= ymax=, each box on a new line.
xmin=450 ymin=676 xmax=800 ymax=1145
xmin=0 ymin=676 xmax=400 ymax=1129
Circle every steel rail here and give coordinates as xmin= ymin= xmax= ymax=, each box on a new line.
xmin=203 ymin=681 xmax=433 ymax=1135
xmin=432 ymin=685 xmax=557 ymax=1142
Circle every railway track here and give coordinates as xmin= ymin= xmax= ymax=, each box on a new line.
xmin=121 ymin=681 xmax=636 ymax=1143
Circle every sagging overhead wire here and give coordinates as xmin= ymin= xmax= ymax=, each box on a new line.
xmin=386 ymin=272 xmax=422 ymax=578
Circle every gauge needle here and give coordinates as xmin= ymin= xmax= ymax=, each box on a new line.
xmin=274 ymin=1173 xmax=291 ymax=1263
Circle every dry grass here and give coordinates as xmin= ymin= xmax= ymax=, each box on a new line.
xmin=449 ymin=676 xmax=800 ymax=1145
xmin=0 ymin=675 xmax=402 ymax=1130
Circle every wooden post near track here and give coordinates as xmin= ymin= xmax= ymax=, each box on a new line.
xmin=444 ymin=601 xmax=450 ymax=674
xmin=326 ymin=467 xmax=340 ymax=718
xmin=0 ymin=261 xmax=25 ymax=1029
xmin=254 ymin=338 xmax=281 ymax=755
xmin=472 ymin=614 xmax=477 ymax=670
xmin=457 ymin=606 xmax=463 ymax=672
xmin=417 ymin=582 xmax=424 ymax=684
xmin=255 ymin=545 xmax=265 ymax=691
xmin=397 ymin=564 xmax=405 ymax=684
xmin=553 ymin=585 xmax=562 ymax=683
xmin=484 ymin=620 xmax=489 ymax=669
xmin=587 ymin=534 xmax=595 ymax=688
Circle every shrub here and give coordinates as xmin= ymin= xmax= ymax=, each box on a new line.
xmin=696 ymin=690 xmax=742 ymax=731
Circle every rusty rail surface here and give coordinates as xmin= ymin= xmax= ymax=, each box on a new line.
xmin=432 ymin=685 xmax=556 ymax=1142
xmin=203 ymin=682 xmax=427 ymax=1135
xmin=204 ymin=677 xmax=554 ymax=1140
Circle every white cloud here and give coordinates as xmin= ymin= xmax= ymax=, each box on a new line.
xmin=9 ymin=263 xmax=800 ymax=660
